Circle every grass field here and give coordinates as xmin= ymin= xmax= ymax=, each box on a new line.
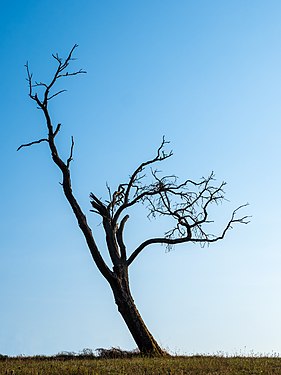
xmin=1 ymin=355 xmax=281 ymax=375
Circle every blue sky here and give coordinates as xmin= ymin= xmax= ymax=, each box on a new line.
xmin=1 ymin=0 xmax=281 ymax=356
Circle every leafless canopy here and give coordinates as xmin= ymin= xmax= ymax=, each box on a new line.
xmin=18 ymin=45 xmax=250 ymax=273
xmin=90 ymin=137 xmax=250 ymax=266
xmin=18 ymin=44 xmax=85 ymax=153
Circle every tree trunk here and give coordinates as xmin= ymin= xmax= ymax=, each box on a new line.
xmin=110 ymin=265 xmax=166 ymax=356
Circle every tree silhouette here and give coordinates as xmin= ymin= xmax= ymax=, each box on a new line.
xmin=18 ymin=45 xmax=250 ymax=356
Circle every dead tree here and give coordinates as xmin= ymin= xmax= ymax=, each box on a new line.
xmin=18 ymin=45 xmax=250 ymax=356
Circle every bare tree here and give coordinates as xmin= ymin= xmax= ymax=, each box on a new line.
xmin=18 ymin=45 xmax=250 ymax=356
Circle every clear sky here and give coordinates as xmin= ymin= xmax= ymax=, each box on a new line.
xmin=1 ymin=0 xmax=281 ymax=356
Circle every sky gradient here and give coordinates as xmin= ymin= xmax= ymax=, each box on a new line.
xmin=1 ymin=1 xmax=281 ymax=356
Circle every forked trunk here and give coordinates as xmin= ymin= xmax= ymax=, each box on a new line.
xmin=110 ymin=265 xmax=166 ymax=356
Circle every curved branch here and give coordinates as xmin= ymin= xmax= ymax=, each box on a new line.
xmin=48 ymin=89 xmax=67 ymax=100
xmin=127 ymin=236 xmax=191 ymax=266
xmin=17 ymin=138 xmax=48 ymax=151
xmin=127 ymin=204 xmax=250 ymax=266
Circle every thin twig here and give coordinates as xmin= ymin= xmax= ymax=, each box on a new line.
xmin=66 ymin=136 xmax=74 ymax=167
xmin=17 ymin=138 xmax=49 ymax=151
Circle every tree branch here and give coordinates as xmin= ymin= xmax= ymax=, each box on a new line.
xmin=25 ymin=44 xmax=86 ymax=109
xmin=21 ymin=46 xmax=114 ymax=283
xmin=47 ymin=89 xmax=67 ymax=101
xmin=127 ymin=204 xmax=250 ymax=266
xmin=90 ymin=192 xmax=107 ymax=217
xmin=17 ymin=138 xmax=49 ymax=151
xmin=66 ymin=136 xmax=74 ymax=168
xmin=116 ymin=215 xmax=129 ymax=260
xmin=112 ymin=137 xmax=173 ymax=224
xmin=53 ymin=123 xmax=61 ymax=137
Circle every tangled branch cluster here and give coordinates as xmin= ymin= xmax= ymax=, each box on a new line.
xmin=91 ymin=137 xmax=250 ymax=263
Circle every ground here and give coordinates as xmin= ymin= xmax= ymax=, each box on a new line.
xmin=1 ymin=355 xmax=281 ymax=374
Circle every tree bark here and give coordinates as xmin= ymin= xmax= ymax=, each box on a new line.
xmin=110 ymin=264 xmax=166 ymax=356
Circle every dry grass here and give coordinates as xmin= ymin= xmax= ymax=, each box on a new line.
xmin=1 ymin=354 xmax=281 ymax=374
